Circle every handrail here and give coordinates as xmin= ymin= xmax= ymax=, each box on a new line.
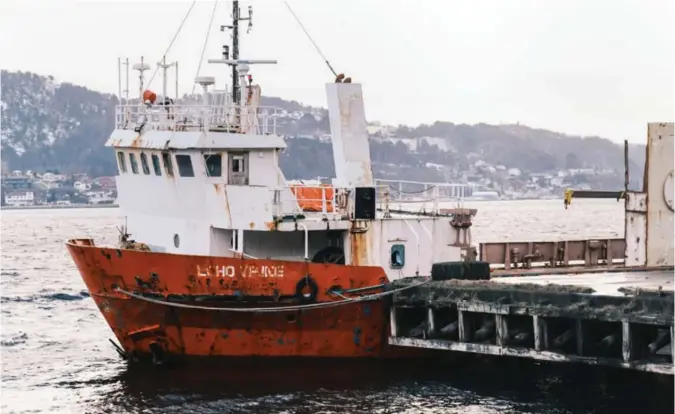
xmin=114 ymin=104 xmax=281 ymax=135
xmin=273 ymin=182 xmax=470 ymax=217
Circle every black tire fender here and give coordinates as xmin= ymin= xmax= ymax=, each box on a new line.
xmin=295 ymin=276 xmax=319 ymax=303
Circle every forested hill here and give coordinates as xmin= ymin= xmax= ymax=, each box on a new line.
xmin=1 ymin=70 xmax=645 ymax=192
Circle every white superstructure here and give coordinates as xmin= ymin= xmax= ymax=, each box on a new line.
xmin=108 ymin=2 xmax=475 ymax=281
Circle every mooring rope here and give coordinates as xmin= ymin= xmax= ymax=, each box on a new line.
xmin=114 ymin=278 xmax=429 ymax=313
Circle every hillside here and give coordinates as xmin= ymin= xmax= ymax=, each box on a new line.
xmin=1 ymin=70 xmax=646 ymax=193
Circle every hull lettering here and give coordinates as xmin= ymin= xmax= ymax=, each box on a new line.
xmin=197 ymin=264 xmax=285 ymax=278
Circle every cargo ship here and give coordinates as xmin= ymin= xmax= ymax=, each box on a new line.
xmin=66 ymin=1 xmax=476 ymax=364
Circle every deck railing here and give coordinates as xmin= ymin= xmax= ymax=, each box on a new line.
xmin=272 ymin=185 xmax=348 ymax=217
xmin=272 ymin=180 xmax=474 ymax=218
xmin=375 ymin=179 xmax=471 ymax=215
xmin=115 ymin=104 xmax=280 ymax=135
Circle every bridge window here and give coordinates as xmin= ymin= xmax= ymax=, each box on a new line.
xmin=140 ymin=153 xmax=151 ymax=175
xmin=116 ymin=151 xmax=127 ymax=173
xmin=204 ymin=154 xmax=222 ymax=177
xmin=390 ymin=244 xmax=405 ymax=269
xmin=162 ymin=152 xmax=174 ymax=177
xmin=129 ymin=153 xmax=139 ymax=174
xmin=151 ymin=154 xmax=162 ymax=176
xmin=176 ymin=154 xmax=195 ymax=177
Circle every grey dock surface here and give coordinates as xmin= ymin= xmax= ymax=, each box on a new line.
xmin=493 ymin=269 xmax=674 ymax=296
xmin=389 ymin=268 xmax=674 ymax=375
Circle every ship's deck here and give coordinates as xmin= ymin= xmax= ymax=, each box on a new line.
xmin=492 ymin=269 xmax=673 ymax=297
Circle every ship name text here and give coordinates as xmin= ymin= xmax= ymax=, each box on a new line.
xmin=196 ymin=264 xmax=285 ymax=278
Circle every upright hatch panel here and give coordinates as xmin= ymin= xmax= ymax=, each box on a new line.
xmin=326 ymin=83 xmax=374 ymax=187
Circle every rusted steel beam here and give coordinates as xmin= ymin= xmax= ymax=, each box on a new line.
xmin=391 ymin=279 xmax=674 ymax=325
xmin=533 ymin=315 xmax=548 ymax=351
xmin=622 ymin=321 xmax=633 ymax=363
xmin=388 ymin=337 xmax=674 ymax=375
xmin=491 ymin=265 xmax=674 ymax=278
xmin=479 ymin=239 xmax=626 ymax=269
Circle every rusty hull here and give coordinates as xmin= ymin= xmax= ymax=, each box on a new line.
xmin=66 ymin=239 xmax=428 ymax=361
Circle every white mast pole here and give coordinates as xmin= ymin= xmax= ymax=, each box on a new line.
xmin=125 ymin=58 xmax=129 ymax=102
xmin=158 ymin=58 xmax=177 ymax=100
xmin=117 ymin=57 xmax=122 ymax=103
xmin=162 ymin=56 xmax=168 ymax=100
xmin=132 ymin=57 xmax=151 ymax=103
xmin=139 ymin=56 xmax=144 ymax=100
xmin=175 ymin=62 xmax=179 ymax=100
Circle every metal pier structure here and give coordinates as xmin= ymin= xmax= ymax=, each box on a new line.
xmin=387 ymin=122 xmax=674 ymax=375
xmin=389 ymin=270 xmax=673 ymax=375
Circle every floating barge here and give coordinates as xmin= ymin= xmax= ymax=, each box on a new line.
xmin=389 ymin=122 xmax=675 ymax=375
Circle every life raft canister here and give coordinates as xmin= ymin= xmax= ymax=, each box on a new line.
xmin=295 ymin=276 xmax=319 ymax=303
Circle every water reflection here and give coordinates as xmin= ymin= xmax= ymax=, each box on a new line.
xmin=84 ymin=356 xmax=673 ymax=414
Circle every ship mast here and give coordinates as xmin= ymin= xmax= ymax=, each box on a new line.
xmin=209 ymin=0 xmax=276 ymax=120
xmin=222 ymin=0 xmax=252 ymax=104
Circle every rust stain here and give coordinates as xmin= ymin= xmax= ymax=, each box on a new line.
xmin=62 ymin=238 xmax=431 ymax=360
xmin=223 ymin=190 xmax=232 ymax=227
xmin=213 ymin=183 xmax=221 ymax=194
xmin=131 ymin=135 xmax=142 ymax=148
xmin=127 ymin=324 xmax=161 ymax=338
xmin=349 ymin=222 xmax=369 ymax=266
xmin=249 ymin=221 xmax=255 ymax=230
xmin=265 ymin=221 xmax=277 ymax=231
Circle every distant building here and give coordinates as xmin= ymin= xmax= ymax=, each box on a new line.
xmin=507 ymin=168 xmax=521 ymax=177
xmin=85 ymin=191 xmax=115 ymax=204
xmin=5 ymin=191 xmax=35 ymax=207
xmin=74 ymin=181 xmax=92 ymax=192
xmin=93 ymin=177 xmax=117 ymax=191
xmin=2 ymin=176 xmax=32 ymax=190
xmin=550 ymin=177 xmax=564 ymax=187
xmin=42 ymin=172 xmax=68 ymax=182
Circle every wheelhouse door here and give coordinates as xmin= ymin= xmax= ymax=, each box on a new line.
xmin=227 ymin=152 xmax=249 ymax=185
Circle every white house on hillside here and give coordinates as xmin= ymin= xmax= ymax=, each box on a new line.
xmin=5 ymin=191 xmax=35 ymax=207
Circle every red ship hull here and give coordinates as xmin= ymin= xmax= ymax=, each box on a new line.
xmin=66 ymin=239 xmax=430 ymax=362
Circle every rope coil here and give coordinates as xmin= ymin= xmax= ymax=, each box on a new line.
xmin=113 ymin=278 xmax=430 ymax=313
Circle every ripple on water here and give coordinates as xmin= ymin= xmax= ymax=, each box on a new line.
xmin=0 ymin=332 xmax=28 ymax=347
xmin=1 ymin=203 xmax=672 ymax=414
xmin=1 ymin=290 xmax=90 ymax=304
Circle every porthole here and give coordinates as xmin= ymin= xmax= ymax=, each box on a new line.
xmin=390 ymin=244 xmax=405 ymax=269
xmin=173 ymin=234 xmax=180 ymax=248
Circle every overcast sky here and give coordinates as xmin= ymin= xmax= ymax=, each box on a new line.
xmin=1 ymin=0 xmax=673 ymax=143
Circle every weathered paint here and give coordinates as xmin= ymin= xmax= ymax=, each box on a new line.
xmin=388 ymin=337 xmax=673 ymax=375
xmin=349 ymin=221 xmax=372 ymax=267
xmin=480 ymin=239 xmax=626 ymax=269
xmin=367 ymin=218 xmax=463 ymax=281
xmin=645 ymin=123 xmax=674 ymax=267
xmin=105 ymin=126 xmax=287 ymax=150
xmin=389 ymin=272 xmax=674 ymax=375
xmin=624 ymin=190 xmax=647 ymax=268
xmin=326 ymin=83 xmax=374 ymax=187
xmin=625 ymin=194 xmax=647 ymax=266
xmin=196 ymin=263 xmax=285 ymax=278
xmin=66 ymin=239 xmax=432 ymax=360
